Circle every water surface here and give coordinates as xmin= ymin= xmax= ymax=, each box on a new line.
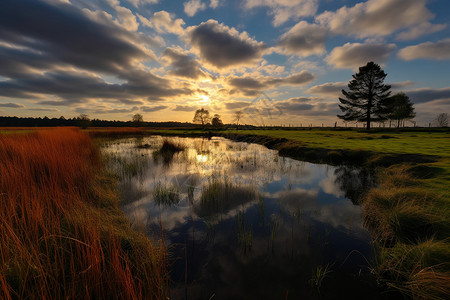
xmin=103 ymin=136 xmax=382 ymax=299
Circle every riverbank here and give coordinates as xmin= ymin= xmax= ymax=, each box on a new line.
xmin=145 ymin=128 xmax=450 ymax=299
xmin=0 ymin=128 xmax=167 ymax=299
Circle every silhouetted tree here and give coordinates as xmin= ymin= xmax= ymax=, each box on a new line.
xmin=132 ymin=113 xmax=144 ymax=126
xmin=211 ymin=114 xmax=223 ymax=128
xmin=77 ymin=114 xmax=91 ymax=129
xmin=434 ymin=113 xmax=449 ymax=127
xmin=385 ymin=92 xmax=416 ymax=128
xmin=338 ymin=62 xmax=391 ymax=130
xmin=193 ymin=108 xmax=210 ymax=127
xmin=235 ymin=110 xmax=242 ymax=130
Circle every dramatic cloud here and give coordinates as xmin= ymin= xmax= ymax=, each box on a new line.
xmin=224 ymin=101 xmax=250 ymax=110
xmin=244 ymin=0 xmax=318 ymax=26
xmin=326 ymin=42 xmax=396 ymax=69
xmin=0 ymin=0 xmax=153 ymax=75
xmin=227 ymin=71 xmax=315 ymax=96
xmin=316 ymin=0 xmax=444 ymax=40
xmin=278 ymin=21 xmax=326 ymax=57
xmin=398 ymin=39 xmax=450 ymax=61
xmin=307 ymin=82 xmax=347 ymax=97
xmin=307 ymin=81 xmax=415 ymax=98
xmin=140 ymin=105 xmax=168 ymax=112
xmin=406 ymin=87 xmax=450 ymax=104
xmin=188 ymin=20 xmax=268 ymax=69
xmin=173 ymin=105 xmax=197 ymax=112
xmin=163 ymin=47 xmax=206 ymax=79
xmin=275 ymin=97 xmax=338 ymax=116
xmin=184 ymin=0 xmax=206 ymax=17
xmin=0 ymin=69 xmax=191 ymax=103
xmin=0 ymin=102 xmax=24 ymax=108
xmin=138 ymin=11 xmax=185 ymax=35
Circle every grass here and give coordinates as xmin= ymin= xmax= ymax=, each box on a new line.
xmin=0 ymin=128 xmax=168 ymax=299
xmin=309 ymin=264 xmax=332 ymax=291
xmin=153 ymin=182 xmax=181 ymax=207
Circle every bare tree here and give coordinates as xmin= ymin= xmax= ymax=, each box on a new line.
xmin=434 ymin=113 xmax=449 ymax=127
xmin=235 ymin=110 xmax=242 ymax=130
xmin=77 ymin=114 xmax=90 ymax=129
xmin=132 ymin=113 xmax=144 ymax=126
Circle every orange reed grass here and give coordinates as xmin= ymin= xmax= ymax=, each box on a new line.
xmin=0 ymin=128 xmax=167 ymax=299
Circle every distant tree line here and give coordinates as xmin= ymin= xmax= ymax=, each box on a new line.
xmin=0 ymin=115 xmax=198 ymax=128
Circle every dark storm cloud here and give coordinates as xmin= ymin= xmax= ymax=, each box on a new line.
xmin=163 ymin=47 xmax=205 ymax=79
xmin=0 ymin=0 xmax=151 ymax=75
xmin=188 ymin=20 xmax=268 ymax=69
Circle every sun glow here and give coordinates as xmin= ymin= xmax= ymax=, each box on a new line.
xmin=200 ymin=95 xmax=210 ymax=104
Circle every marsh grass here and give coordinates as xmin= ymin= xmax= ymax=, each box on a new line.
xmin=152 ymin=140 xmax=185 ymax=165
xmin=236 ymin=211 xmax=253 ymax=253
xmin=364 ymin=166 xmax=450 ymax=299
xmin=0 ymin=128 xmax=168 ymax=299
xmin=309 ymin=264 xmax=332 ymax=291
xmin=153 ymin=182 xmax=181 ymax=207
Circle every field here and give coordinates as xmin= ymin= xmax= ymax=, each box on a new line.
xmin=0 ymin=128 xmax=167 ymax=299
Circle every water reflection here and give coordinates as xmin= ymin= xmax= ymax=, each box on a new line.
xmin=102 ymin=136 xmax=383 ymax=299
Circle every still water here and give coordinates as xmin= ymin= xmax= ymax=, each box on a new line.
xmin=102 ymin=136 xmax=383 ymax=299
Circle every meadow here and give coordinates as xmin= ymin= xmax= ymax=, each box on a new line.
xmin=0 ymin=128 xmax=167 ymax=299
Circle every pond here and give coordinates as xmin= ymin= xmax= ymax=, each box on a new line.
xmin=102 ymin=136 xmax=385 ymax=299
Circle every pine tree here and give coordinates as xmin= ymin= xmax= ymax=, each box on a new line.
xmin=338 ymin=62 xmax=391 ymax=129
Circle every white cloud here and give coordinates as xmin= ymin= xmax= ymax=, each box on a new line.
xmin=125 ymin=0 xmax=159 ymax=8
xmin=278 ymin=21 xmax=326 ymax=57
xmin=209 ymin=0 xmax=220 ymax=9
xmin=316 ymin=0 xmax=444 ymax=40
xmin=137 ymin=11 xmax=185 ymax=36
xmin=184 ymin=0 xmax=207 ymax=17
xmin=396 ymin=22 xmax=447 ymax=41
xmin=244 ymin=0 xmax=318 ymax=27
xmin=115 ymin=6 xmax=139 ymax=31
xmin=307 ymin=82 xmax=347 ymax=97
xmin=398 ymin=38 xmax=450 ymax=61
xmin=326 ymin=42 xmax=396 ymax=69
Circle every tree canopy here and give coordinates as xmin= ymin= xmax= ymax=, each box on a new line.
xmin=385 ymin=92 xmax=415 ymax=128
xmin=338 ymin=61 xmax=391 ymax=129
xmin=132 ymin=113 xmax=143 ymax=126
xmin=211 ymin=114 xmax=223 ymax=127
xmin=193 ymin=108 xmax=211 ymax=126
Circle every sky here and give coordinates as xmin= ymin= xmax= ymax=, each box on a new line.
xmin=0 ymin=0 xmax=449 ymax=126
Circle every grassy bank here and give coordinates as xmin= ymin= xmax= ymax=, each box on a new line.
xmin=148 ymin=128 xmax=450 ymax=299
xmin=0 ymin=128 xmax=167 ymax=299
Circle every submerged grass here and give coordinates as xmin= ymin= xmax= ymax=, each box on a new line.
xmin=0 ymin=128 xmax=168 ymax=299
xmin=153 ymin=181 xmax=181 ymax=207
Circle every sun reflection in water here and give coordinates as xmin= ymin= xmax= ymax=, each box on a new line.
xmin=196 ymin=154 xmax=208 ymax=162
